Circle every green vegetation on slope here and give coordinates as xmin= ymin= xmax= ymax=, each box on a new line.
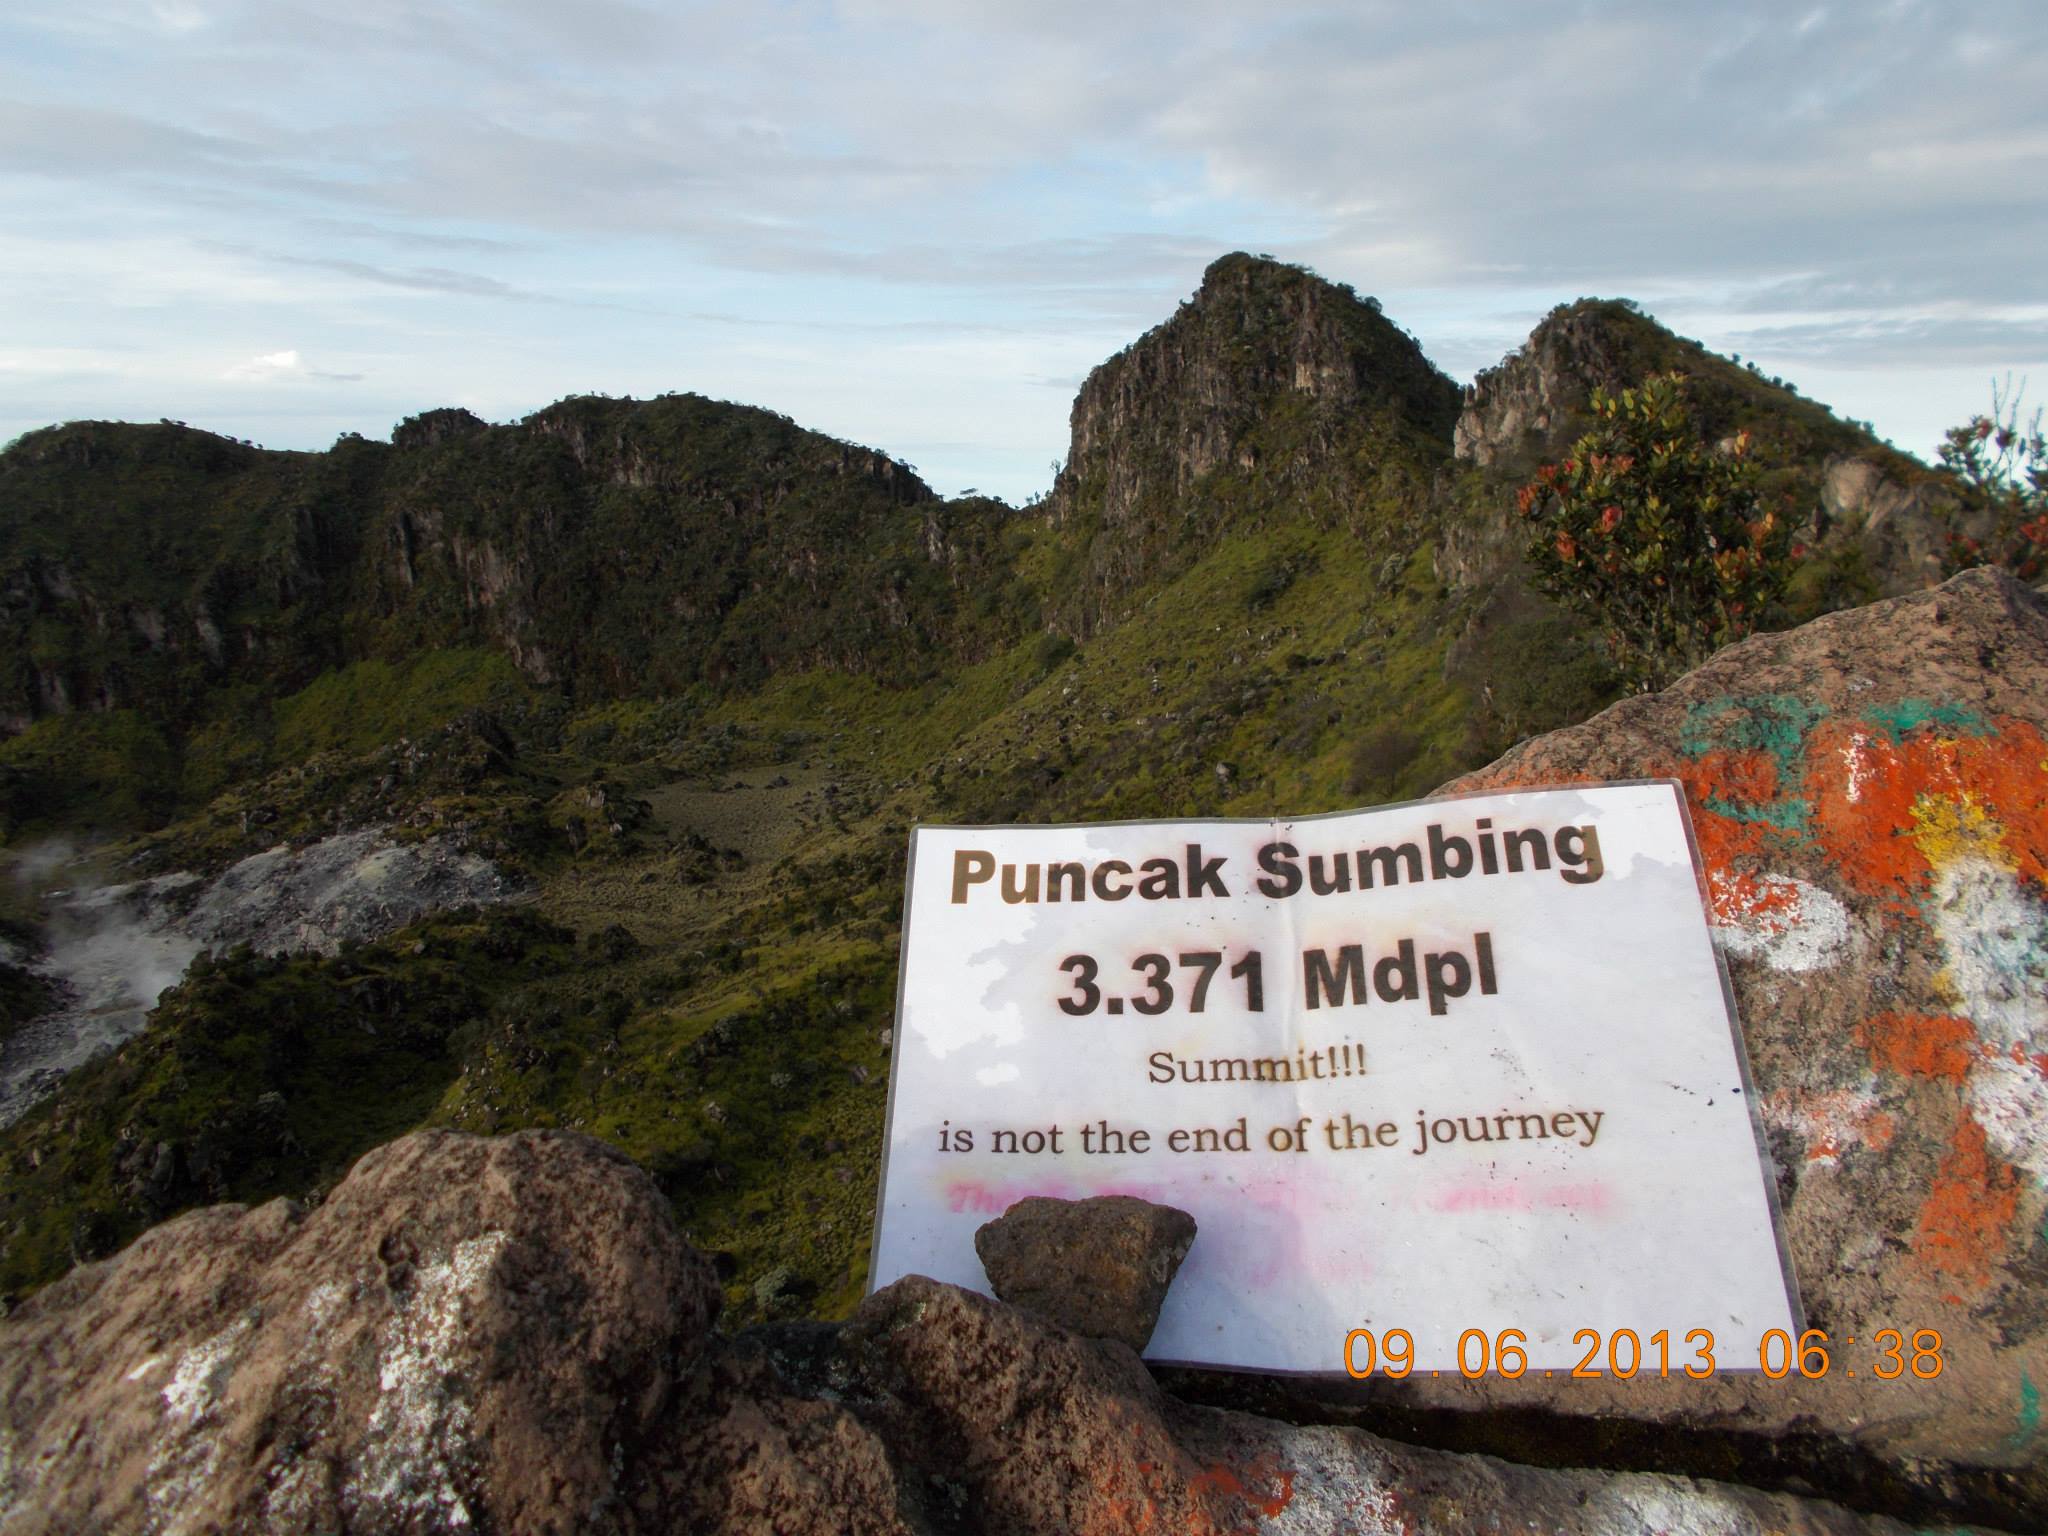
xmin=0 ymin=471 xmax=1575 ymax=1315
xmin=271 ymin=649 xmax=532 ymax=760
xmin=28 ymin=256 xmax=1952 ymax=1328
xmin=0 ymin=907 xmax=578 ymax=1293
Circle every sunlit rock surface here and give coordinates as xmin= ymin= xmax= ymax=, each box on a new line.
xmin=0 ymin=1129 xmax=1934 ymax=1536
xmin=1426 ymin=567 xmax=2048 ymax=1485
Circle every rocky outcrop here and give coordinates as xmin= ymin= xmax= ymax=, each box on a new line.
xmin=1057 ymin=254 xmax=1460 ymax=522
xmin=172 ymin=827 xmax=517 ymax=958
xmin=1420 ymin=567 xmax=2048 ymax=1494
xmin=1046 ymin=253 xmax=1461 ymax=632
xmin=1810 ymin=453 xmax=1975 ymax=596
xmin=974 ymin=1194 xmax=1196 ymax=1352
xmin=0 ymin=1131 xmax=721 ymax=1534
xmin=0 ymin=1128 xmax=1950 ymax=1534
xmin=390 ymin=407 xmax=488 ymax=452
xmin=1448 ymin=299 xmax=1962 ymax=600
xmin=1453 ymin=301 xmax=1647 ymax=471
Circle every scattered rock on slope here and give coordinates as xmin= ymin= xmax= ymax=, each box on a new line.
xmin=173 ymin=826 xmax=517 ymax=957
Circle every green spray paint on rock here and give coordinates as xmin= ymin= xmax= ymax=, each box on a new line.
xmin=1680 ymin=694 xmax=1827 ymax=832
xmin=2006 ymin=1370 xmax=2041 ymax=1454
xmin=1862 ymin=699 xmax=1991 ymax=741
xmin=1679 ymin=694 xmax=1830 ymax=776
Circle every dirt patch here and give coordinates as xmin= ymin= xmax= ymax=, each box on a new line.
xmin=644 ymin=766 xmax=844 ymax=868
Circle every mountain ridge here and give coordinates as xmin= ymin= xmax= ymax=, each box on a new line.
xmin=0 ymin=251 xmax=1982 ymax=1327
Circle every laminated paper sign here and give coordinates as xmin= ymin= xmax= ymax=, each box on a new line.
xmin=868 ymin=782 xmax=1800 ymax=1372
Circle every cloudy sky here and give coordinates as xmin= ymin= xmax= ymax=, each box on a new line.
xmin=3 ymin=0 xmax=2044 ymax=502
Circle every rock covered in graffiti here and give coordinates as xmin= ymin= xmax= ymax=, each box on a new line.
xmin=1422 ymin=567 xmax=2048 ymax=1487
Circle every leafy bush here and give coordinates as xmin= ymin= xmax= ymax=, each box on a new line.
xmin=1936 ymin=378 xmax=2047 ymax=580
xmin=1517 ymin=372 xmax=1792 ymax=690
xmin=1246 ymin=551 xmax=1316 ymax=610
xmin=1033 ymin=632 xmax=1076 ymax=672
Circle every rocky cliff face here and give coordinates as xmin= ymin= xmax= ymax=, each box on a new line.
xmin=1452 ymin=301 xmax=1649 ymax=471
xmin=360 ymin=392 xmax=967 ymax=694
xmin=0 ymin=394 xmax=1002 ymax=742
xmin=1811 ymin=453 xmax=1971 ymax=594
xmin=1046 ymin=253 xmax=1462 ymax=633
xmin=0 ymin=422 xmax=371 ymax=740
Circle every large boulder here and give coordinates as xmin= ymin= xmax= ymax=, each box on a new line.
xmin=1409 ymin=567 xmax=2048 ymax=1493
xmin=0 ymin=1130 xmax=721 ymax=1534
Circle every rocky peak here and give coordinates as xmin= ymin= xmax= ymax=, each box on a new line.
xmin=391 ymin=407 xmax=489 ymax=452
xmin=1453 ymin=299 xmax=1650 ymax=469
xmin=1044 ymin=253 xmax=1460 ymax=631
xmin=1054 ymin=255 xmax=1458 ymax=525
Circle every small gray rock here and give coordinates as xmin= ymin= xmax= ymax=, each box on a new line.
xmin=973 ymin=1195 xmax=1196 ymax=1353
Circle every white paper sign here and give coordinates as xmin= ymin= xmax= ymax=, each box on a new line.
xmin=869 ymin=783 xmax=1799 ymax=1373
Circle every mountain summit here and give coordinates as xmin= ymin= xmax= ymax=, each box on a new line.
xmin=1046 ymin=253 xmax=1460 ymax=632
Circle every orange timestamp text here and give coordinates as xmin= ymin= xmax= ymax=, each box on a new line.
xmin=1341 ymin=1327 xmax=1945 ymax=1381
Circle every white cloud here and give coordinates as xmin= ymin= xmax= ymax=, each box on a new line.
xmin=225 ymin=348 xmax=302 ymax=380
xmin=223 ymin=348 xmax=361 ymax=383
xmin=0 ymin=0 xmax=2043 ymax=501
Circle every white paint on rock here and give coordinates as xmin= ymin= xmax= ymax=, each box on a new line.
xmin=344 ymin=1230 xmax=509 ymax=1532
xmin=1584 ymin=1477 xmax=1769 ymax=1536
xmin=1257 ymin=1425 xmax=1403 ymax=1536
xmin=1711 ymin=874 xmax=1852 ymax=974
xmin=1923 ymin=855 xmax=2048 ymax=1178
xmin=1838 ymin=728 xmax=1877 ymax=806
xmin=1968 ymin=1054 xmax=2048 ymax=1180
xmin=1244 ymin=1423 xmax=1871 ymax=1534
xmin=149 ymin=1313 xmax=256 ymax=1536
xmin=1931 ymin=856 xmax=2048 ymax=1050
xmin=1759 ymin=1080 xmax=1883 ymax=1168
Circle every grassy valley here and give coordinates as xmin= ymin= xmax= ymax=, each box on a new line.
xmin=0 ymin=253 xmax=1926 ymax=1320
